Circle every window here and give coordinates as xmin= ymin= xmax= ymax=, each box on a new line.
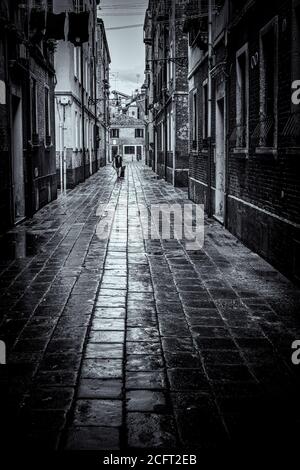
xmin=31 ymin=77 xmax=38 ymax=139
xmin=110 ymin=129 xmax=119 ymax=138
xmin=192 ymin=89 xmax=198 ymax=150
xmin=135 ymin=128 xmax=144 ymax=138
xmin=236 ymin=44 xmax=249 ymax=148
xmin=124 ymin=146 xmax=135 ymax=154
xmin=45 ymin=86 xmax=51 ymax=144
xmin=202 ymin=81 xmax=208 ymax=141
xmin=259 ymin=18 xmax=278 ymax=148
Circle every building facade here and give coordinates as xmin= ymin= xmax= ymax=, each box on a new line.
xmin=0 ymin=0 xmax=57 ymax=232
xmin=96 ymin=18 xmax=111 ymax=168
xmin=185 ymin=0 xmax=300 ymax=282
xmin=54 ymin=0 xmax=109 ymax=189
xmin=144 ymin=0 xmax=190 ymax=187
xmin=110 ymin=115 xmax=145 ymax=162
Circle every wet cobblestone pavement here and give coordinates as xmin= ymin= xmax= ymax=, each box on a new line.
xmin=1 ymin=162 xmax=300 ymax=452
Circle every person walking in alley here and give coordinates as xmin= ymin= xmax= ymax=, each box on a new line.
xmin=112 ymin=154 xmax=125 ymax=179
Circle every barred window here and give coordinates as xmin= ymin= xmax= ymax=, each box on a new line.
xmin=110 ymin=129 xmax=119 ymax=138
xmin=236 ymin=44 xmax=249 ymax=148
xmin=135 ymin=129 xmax=144 ymax=138
xmin=258 ymin=18 xmax=278 ymax=148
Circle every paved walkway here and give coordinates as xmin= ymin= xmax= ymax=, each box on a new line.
xmin=1 ymin=162 xmax=300 ymax=452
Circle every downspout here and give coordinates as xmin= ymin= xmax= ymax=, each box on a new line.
xmin=93 ymin=1 xmax=98 ymax=171
xmin=80 ymin=44 xmax=86 ymax=181
xmin=207 ymin=0 xmax=213 ymax=217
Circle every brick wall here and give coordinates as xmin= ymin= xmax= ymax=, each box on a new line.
xmin=188 ymin=0 xmax=300 ymax=282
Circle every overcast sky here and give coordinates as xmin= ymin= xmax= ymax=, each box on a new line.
xmin=98 ymin=0 xmax=148 ymax=96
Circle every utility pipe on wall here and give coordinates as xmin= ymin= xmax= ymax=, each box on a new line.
xmin=207 ymin=0 xmax=213 ymax=217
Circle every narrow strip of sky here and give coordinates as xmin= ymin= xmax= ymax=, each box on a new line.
xmin=99 ymin=0 xmax=147 ymax=95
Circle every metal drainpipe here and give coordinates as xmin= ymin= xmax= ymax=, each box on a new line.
xmin=207 ymin=0 xmax=213 ymax=217
xmin=164 ymin=24 xmax=168 ymax=182
xmin=80 ymin=43 xmax=86 ymax=181
xmin=93 ymin=1 xmax=98 ymax=172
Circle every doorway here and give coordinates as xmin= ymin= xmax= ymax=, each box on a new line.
xmin=215 ymin=96 xmax=225 ymax=222
xmin=111 ymin=145 xmax=119 ymax=160
xmin=136 ymin=145 xmax=142 ymax=161
xmin=12 ymin=95 xmax=25 ymax=224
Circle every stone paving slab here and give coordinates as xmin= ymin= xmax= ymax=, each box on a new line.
xmin=0 ymin=162 xmax=300 ymax=451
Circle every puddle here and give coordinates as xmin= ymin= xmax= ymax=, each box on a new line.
xmin=0 ymin=231 xmax=48 ymax=260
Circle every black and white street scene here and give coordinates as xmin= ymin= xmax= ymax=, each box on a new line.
xmin=1 ymin=0 xmax=300 ymax=461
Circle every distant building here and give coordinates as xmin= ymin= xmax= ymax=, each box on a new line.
xmin=0 ymin=0 xmax=57 ymax=232
xmin=54 ymin=0 xmax=110 ymax=189
xmin=109 ymin=114 xmax=145 ymax=162
xmin=143 ymin=0 xmax=190 ymax=187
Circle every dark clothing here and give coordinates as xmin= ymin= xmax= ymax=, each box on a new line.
xmin=113 ymin=155 xmax=123 ymax=169
xmin=113 ymin=155 xmax=124 ymax=178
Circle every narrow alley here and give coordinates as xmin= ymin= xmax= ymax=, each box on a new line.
xmin=1 ymin=162 xmax=300 ymax=453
